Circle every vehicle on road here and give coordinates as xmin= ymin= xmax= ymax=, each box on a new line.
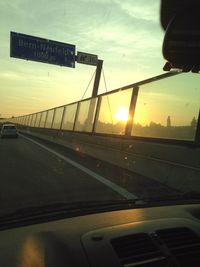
xmin=0 ymin=124 xmax=18 ymax=138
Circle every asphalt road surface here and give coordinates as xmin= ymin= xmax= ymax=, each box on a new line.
xmin=0 ymin=134 xmax=178 ymax=215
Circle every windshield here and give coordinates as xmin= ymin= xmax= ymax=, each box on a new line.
xmin=0 ymin=0 xmax=200 ymax=218
xmin=3 ymin=125 xmax=16 ymax=130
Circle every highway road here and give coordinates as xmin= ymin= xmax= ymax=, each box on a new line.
xmin=0 ymin=134 xmax=179 ymax=215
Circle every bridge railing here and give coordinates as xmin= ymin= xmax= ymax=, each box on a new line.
xmin=8 ymin=72 xmax=200 ymax=145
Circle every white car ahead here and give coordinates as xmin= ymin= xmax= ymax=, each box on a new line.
xmin=0 ymin=124 xmax=18 ymax=138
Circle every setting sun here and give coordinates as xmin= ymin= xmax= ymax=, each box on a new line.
xmin=115 ymin=106 xmax=129 ymax=122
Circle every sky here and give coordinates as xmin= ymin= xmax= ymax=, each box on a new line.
xmin=0 ymin=0 xmax=166 ymax=117
xmin=0 ymin=0 xmax=199 ymax=126
xmin=133 ymin=73 xmax=200 ymax=126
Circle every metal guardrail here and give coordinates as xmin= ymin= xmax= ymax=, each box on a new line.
xmin=6 ymin=72 xmax=200 ymax=145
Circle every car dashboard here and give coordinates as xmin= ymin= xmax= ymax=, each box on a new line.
xmin=0 ymin=203 xmax=200 ymax=267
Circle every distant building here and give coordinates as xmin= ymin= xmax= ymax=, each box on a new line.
xmin=191 ymin=117 xmax=197 ymax=130
xmin=167 ymin=116 xmax=171 ymax=127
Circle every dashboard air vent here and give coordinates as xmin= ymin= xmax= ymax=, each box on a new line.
xmin=157 ymin=227 xmax=200 ymax=267
xmin=111 ymin=233 xmax=168 ymax=267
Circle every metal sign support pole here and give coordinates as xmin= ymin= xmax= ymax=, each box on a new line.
xmin=92 ymin=59 xmax=103 ymax=98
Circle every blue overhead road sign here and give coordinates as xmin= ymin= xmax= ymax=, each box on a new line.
xmin=10 ymin=32 xmax=75 ymax=68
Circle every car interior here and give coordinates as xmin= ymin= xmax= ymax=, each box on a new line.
xmin=0 ymin=1 xmax=200 ymax=266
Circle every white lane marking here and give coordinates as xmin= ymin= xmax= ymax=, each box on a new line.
xmin=21 ymin=134 xmax=138 ymax=200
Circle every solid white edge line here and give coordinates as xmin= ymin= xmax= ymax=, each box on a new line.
xmin=20 ymin=134 xmax=138 ymax=200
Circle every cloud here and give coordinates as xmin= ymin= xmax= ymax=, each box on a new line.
xmin=0 ymin=71 xmax=22 ymax=80
xmin=1 ymin=0 xmax=162 ymax=61
xmin=0 ymin=0 xmax=167 ymax=117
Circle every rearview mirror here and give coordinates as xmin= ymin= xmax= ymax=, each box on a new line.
xmin=163 ymin=7 xmax=200 ymax=73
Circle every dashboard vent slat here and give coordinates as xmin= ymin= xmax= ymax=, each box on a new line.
xmin=111 ymin=233 xmax=168 ymax=267
xmin=157 ymin=227 xmax=200 ymax=267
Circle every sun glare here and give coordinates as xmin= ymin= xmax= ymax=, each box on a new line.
xmin=115 ymin=106 xmax=129 ymax=122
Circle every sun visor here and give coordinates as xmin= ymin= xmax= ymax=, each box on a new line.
xmin=161 ymin=0 xmax=200 ymax=72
